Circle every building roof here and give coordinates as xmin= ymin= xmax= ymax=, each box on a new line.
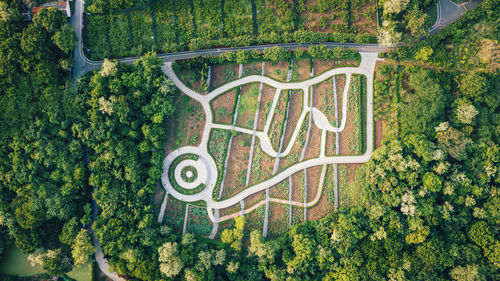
xmin=31 ymin=1 xmax=68 ymax=16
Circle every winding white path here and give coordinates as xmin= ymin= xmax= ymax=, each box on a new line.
xmin=160 ymin=52 xmax=379 ymax=224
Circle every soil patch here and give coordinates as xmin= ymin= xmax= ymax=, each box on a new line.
xmin=304 ymin=125 xmax=321 ymax=159
xmin=326 ymin=131 xmax=337 ymax=156
xmin=306 ymin=166 xmax=322 ymax=207
xmin=268 ymin=90 xmax=288 ymax=151
xmin=268 ymin=203 xmax=289 ymax=238
xmin=375 ymin=119 xmax=386 ymax=149
xmin=211 ymin=89 xmax=237 ymax=124
xmin=220 ymin=203 xmax=241 ymax=218
xmin=281 ymin=90 xmax=304 ymax=150
xmin=278 ymin=113 xmax=309 ymax=171
xmin=308 ymin=165 xmax=335 ymax=220
xmin=220 ymin=133 xmax=252 ymax=199
xmin=265 ymin=61 xmax=289 ymax=82
xmin=210 ymin=64 xmax=238 ymax=90
xmin=165 ymin=95 xmax=205 ymax=152
xmin=291 ymin=170 xmax=305 ymax=202
xmin=256 ymin=85 xmax=277 ymax=131
xmin=313 ymin=60 xmax=358 ymax=76
xmin=291 ymin=59 xmax=311 ymax=81
xmin=250 ymin=139 xmax=275 ymax=185
xmin=269 ymin=178 xmax=289 ymax=199
xmin=243 ymin=62 xmax=263 ymax=76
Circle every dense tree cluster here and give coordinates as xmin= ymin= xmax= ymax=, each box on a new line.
xmin=0 ymin=0 xmax=84 ymax=276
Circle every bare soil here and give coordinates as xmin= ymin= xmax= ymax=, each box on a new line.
xmin=268 ymin=203 xmax=289 ymax=238
xmin=281 ymin=90 xmax=304 ymax=150
xmin=308 ymin=166 xmax=335 ymax=220
xmin=278 ymin=113 xmax=309 ymax=172
xmin=245 ymin=190 xmax=266 ymax=208
xmin=220 ymin=133 xmax=252 ymax=199
xmin=291 ymin=170 xmax=305 ymax=202
xmin=306 ymin=166 xmax=322 ymax=207
xmin=336 ymin=74 xmax=345 ymax=125
xmin=352 ymin=3 xmax=377 ymax=35
xmin=256 ymin=85 xmax=277 ymax=131
xmin=210 ymin=64 xmax=238 ymax=90
xmin=243 ymin=62 xmax=263 ymax=76
xmin=375 ymin=119 xmax=386 ymax=149
xmin=211 ymin=89 xmax=237 ymax=124
xmin=326 ymin=131 xmax=337 ymax=156
xmin=292 ymin=59 xmax=311 ymax=81
xmin=265 ymin=61 xmax=289 ymax=82
xmin=304 ymin=124 xmax=321 ymax=159
xmin=313 ymin=78 xmax=335 ymax=122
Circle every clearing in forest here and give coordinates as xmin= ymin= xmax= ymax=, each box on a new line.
xmin=159 ymin=53 xmax=379 ymax=238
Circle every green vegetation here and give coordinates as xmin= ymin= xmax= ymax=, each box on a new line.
xmin=0 ymin=0 xmax=498 ymax=280
xmin=84 ymin=0 xmax=377 ymax=59
xmin=207 ymin=129 xmax=232 ymax=199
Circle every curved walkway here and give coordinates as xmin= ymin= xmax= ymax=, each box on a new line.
xmin=160 ymin=52 xmax=379 ymax=223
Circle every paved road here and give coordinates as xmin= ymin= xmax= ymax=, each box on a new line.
xmin=429 ymin=0 xmax=483 ymax=35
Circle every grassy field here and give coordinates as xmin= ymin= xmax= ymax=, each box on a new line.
xmin=0 ymin=247 xmax=92 ymax=280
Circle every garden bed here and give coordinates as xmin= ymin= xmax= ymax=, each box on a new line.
xmin=278 ymin=113 xmax=309 ymax=172
xmin=256 ymin=85 xmax=277 ymax=131
xmin=211 ymin=89 xmax=237 ymax=124
xmin=291 ymin=170 xmax=305 ymax=202
xmin=236 ymin=83 xmax=260 ymax=129
xmin=210 ymin=64 xmax=239 ymax=90
xmin=249 ymin=138 xmax=275 ymax=185
xmin=338 ymin=163 xmax=364 ymax=208
xmin=164 ymin=195 xmax=187 ymax=232
xmin=339 ymin=74 xmax=365 ymax=155
xmin=308 ymin=165 xmax=335 ymax=220
xmin=165 ymin=95 xmax=205 ymax=151
xmin=208 ymin=129 xmax=232 ymax=199
xmin=290 ymin=59 xmax=312 ymax=81
xmin=264 ymin=61 xmax=290 ymax=82
xmin=280 ymin=89 xmax=304 ymax=149
xmin=268 ymin=203 xmax=289 ymax=238
xmin=220 ymin=133 xmax=252 ymax=199
xmin=186 ymin=206 xmax=213 ymax=236
xmin=242 ymin=62 xmax=263 ymax=77
xmin=268 ymin=89 xmax=289 ymax=151
xmin=303 ymin=124 xmax=321 ymax=159
xmin=269 ymin=178 xmax=289 ymax=200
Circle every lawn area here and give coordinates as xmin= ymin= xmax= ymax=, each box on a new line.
xmin=0 ymin=247 xmax=44 ymax=276
xmin=236 ymin=83 xmax=260 ymax=129
xmin=0 ymin=247 xmax=92 ymax=281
